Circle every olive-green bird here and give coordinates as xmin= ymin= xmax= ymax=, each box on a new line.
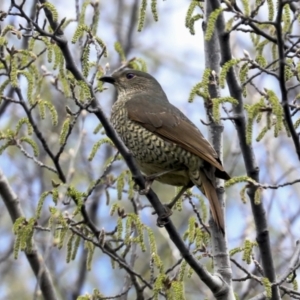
xmin=100 ymin=68 xmax=230 ymax=234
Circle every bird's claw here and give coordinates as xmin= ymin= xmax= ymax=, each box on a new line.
xmin=138 ymin=184 xmax=151 ymax=195
xmin=133 ymin=176 xmax=154 ymax=195
xmin=156 ymin=205 xmax=173 ymax=227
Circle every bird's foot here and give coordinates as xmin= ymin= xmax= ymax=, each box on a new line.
xmin=133 ymin=175 xmax=155 ymax=195
xmin=156 ymin=205 xmax=173 ymax=227
xmin=133 ymin=176 xmax=153 ymax=195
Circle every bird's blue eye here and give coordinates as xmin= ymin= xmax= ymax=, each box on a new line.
xmin=126 ymin=73 xmax=135 ymax=79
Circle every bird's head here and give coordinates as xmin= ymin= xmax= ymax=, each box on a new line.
xmin=99 ymin=69 xmax=168 ymax=100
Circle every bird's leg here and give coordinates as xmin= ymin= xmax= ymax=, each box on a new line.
xmin=134 ymin=168 xmax=180 ymax=195
xmin=166 ymin=186 xmax=189 ymax=209
xmin=156 ymin=186 xmax=188 ymax=227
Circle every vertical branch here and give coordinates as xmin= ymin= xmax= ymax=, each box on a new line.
xmin=203 ymin=1 xmax=235 ymax=298
xmin=209 ymin=0 xmax=280 ymax=298
xmin=124 ymin=0 xmax=139 ymax=55
xmin=275 ymin=1 xmax=300 ymax=160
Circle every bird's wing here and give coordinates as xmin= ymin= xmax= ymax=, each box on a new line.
xmin=126 ymin=96 xmax=229 ymax=178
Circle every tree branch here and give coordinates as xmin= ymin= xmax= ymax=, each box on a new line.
xmin=275 ymin=0 xmax=300 ymax=160
xmin=209 ymin=0 xmax=280 ymax=298
xmin=0 ymin=169 xmax=57 ymax=300
xmin=203 ymin=1 xmax=235 ymax=298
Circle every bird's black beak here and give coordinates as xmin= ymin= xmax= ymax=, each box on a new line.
xmin=99 ymin=76 xmax=116 ymax=84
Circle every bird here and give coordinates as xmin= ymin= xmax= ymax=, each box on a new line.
xmin=100 ymin=68 xmax=230 ymax=234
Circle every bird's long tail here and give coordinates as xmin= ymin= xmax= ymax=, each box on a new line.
xmin=194 ymin=170 xmax=225 ymax=235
